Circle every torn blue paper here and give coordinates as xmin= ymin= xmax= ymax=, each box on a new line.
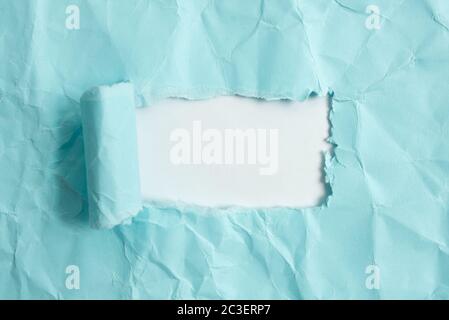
xmin=80 ymin=83 xmax=142 ymax=229
xmin=0 ymin=0 xmax=448 ymax=299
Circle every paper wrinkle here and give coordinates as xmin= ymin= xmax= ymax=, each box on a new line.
xmin=0 ymin=0 xmax=448 ymax=299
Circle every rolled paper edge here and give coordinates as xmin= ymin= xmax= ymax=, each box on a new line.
xmin=80 ymin=82 xmax=143 ymax=229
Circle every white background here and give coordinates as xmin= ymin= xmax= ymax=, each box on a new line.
xmin=136 ymin=96 xmax=330 ymax=207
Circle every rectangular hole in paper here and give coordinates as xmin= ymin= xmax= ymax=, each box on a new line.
xmin=136 ymin=95 xmax=331 ymax=208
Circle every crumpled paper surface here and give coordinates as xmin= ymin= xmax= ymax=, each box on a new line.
xmin=0 ymin=0 xmax=449 ymax=299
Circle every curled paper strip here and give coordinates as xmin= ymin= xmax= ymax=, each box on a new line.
xmin=80 ymin=82 xmax=142 ymax=229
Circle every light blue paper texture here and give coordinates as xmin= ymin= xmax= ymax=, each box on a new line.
xmin=80 ymin=83 xmax=142 ymax=229
xmin=0 ymin=0 xmax=448 ymax=299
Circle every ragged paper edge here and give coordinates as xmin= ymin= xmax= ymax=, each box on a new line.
xmin=91 ymin=203 xmax=144 ymax=229
xmin=120 ymin=88 xmax=337 ymax=225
